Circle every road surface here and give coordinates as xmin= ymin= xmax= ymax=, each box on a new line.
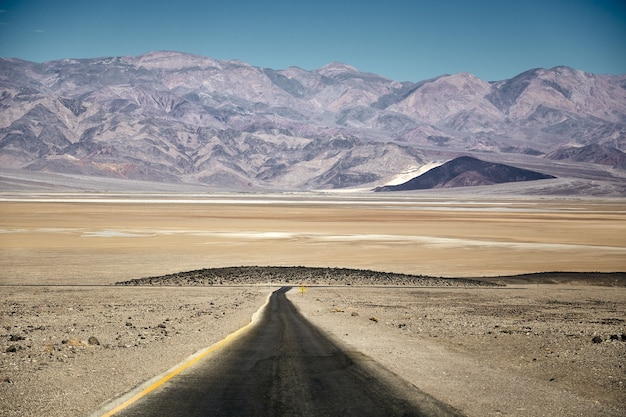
xmin=111 ymin=287 xmax=463 ymax=416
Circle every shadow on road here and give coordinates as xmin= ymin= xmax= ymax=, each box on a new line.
xmin=112 ymin=286 xmax=464 ymax=416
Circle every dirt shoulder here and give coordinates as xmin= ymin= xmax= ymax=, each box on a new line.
xmin=288 ymin=284 xmax=626 ymax=417
xmin=0 ymin=285 xmax=271 ymax=417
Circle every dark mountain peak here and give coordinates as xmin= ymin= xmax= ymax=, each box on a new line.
xmin=374 ymin=156 xmax=555 ymax=192
xmin=447 ymin=155 xmax=483 ymax=165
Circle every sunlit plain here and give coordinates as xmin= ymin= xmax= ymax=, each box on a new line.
xmin=1 ymin=195 xmax=625 ymax=285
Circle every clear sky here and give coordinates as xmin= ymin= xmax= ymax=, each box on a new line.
xmin=0 ymin=0 xmax=625 ymax=82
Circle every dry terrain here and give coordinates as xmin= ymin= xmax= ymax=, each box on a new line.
xmin=1 ymin=194 xmax=625 ymax=284
xmin=290 ymin=284 xmax=626 ymax=417
xmin=1 ymin=194 xmax=625 ymax=416
xmin=0 ymin=285 xmax=270 ymax=417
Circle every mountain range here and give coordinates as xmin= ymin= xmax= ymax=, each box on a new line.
xmin=1 ymin=51 xmax=625 ymax=194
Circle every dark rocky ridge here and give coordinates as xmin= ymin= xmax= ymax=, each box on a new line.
xmin=476 ymin=271 xmax=626 ymax=287
xmin=116 ymin=266 xmax=502 ymax=287
xmin=374 ymin=156 xmax=555 ymax=191
xmin=116 ymin=267 xmax=626 ymax=287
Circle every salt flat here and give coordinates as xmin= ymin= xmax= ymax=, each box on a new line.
xmin=0 ymin=196 xmax=626 ymax=284
xmin=0 ymin=195 xmax=625 ymax=284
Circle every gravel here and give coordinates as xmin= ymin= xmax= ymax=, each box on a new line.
xmin=2 ymin=268 xmax=624 ymax=417
xmin=116 ymin=266 xmax=503 ymax=287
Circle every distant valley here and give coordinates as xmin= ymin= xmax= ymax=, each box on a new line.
xmin=1 ymin=51 xmax=625 ymax=195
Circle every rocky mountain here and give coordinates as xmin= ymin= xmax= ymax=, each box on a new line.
xmin=374 ymin=156 xmax=555 ymax=191
xmin=0 ymin=51 xmax=625 ymax=192
xmin=545 ymin=144 xmax=626 ymax=169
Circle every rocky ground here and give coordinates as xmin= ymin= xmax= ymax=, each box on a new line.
xmin=290 ymin=282 xmax=626 ymax=417
xmin=1 ymin=268 xmax=625 ymax=417
xmin=117 ymin=266 xmax=505 ymax=287
xmin=0 ymin=285 xmax=270 ymax=417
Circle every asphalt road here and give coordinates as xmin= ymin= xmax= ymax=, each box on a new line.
xmin=112 ymin=287 xmax=463 ymax=417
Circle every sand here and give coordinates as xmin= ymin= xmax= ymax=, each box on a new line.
xmin=1 ymin=196 xmax=625 ymax=284
xmin=290 ymin=285 xmax=626 ymax=417
xmin=1 ymin=194 xmax=625 ymax=416
xmin=0 ymin=285 xmax=272 ymax=417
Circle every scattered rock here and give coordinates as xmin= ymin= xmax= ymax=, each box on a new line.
xmin=62 ymin=338 xmax=84 ymax=347
xmin=591 ymin=336 xmax=603 ymax=344
xmin=351 ymin=312 xmax=359 ymax=317
xmin=369 ymin=316 xmax=379 ymax=323
xmin=0 ymin=286 xmax=267 ymax=417
xmin=116 ymin=266 xmax=502 ymax=287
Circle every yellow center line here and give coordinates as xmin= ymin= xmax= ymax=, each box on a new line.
xmin=96 ymin=291 xmax=273 ymax=417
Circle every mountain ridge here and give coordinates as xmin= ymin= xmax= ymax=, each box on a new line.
xmin=546 ymin=144 xmax=626 ymax=169
xmin=374 ymin=156 xmax=556 ymax=191
xmin=1 ymin=51 xmax=625 ymax=193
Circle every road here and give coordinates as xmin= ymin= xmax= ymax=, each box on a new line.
xmin=111 ymin=287 xmax=463 ymax=417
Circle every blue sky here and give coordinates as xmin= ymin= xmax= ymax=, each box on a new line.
xmin=0 ymin=0 xmax=625 ymax=82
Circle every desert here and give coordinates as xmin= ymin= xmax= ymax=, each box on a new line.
xmin=3 ymin=2 xmax=626 ymax=416
xmin=1 ymin=194 xmax=625 ymax=416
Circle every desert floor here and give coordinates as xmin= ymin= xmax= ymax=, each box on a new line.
xmin=1 ymin=194 xmax=625 ymax=284
xmin=291 ymin=285 xmax=625 ymax=417
xmin=1 ymin=194 xmax=625 ymax=416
